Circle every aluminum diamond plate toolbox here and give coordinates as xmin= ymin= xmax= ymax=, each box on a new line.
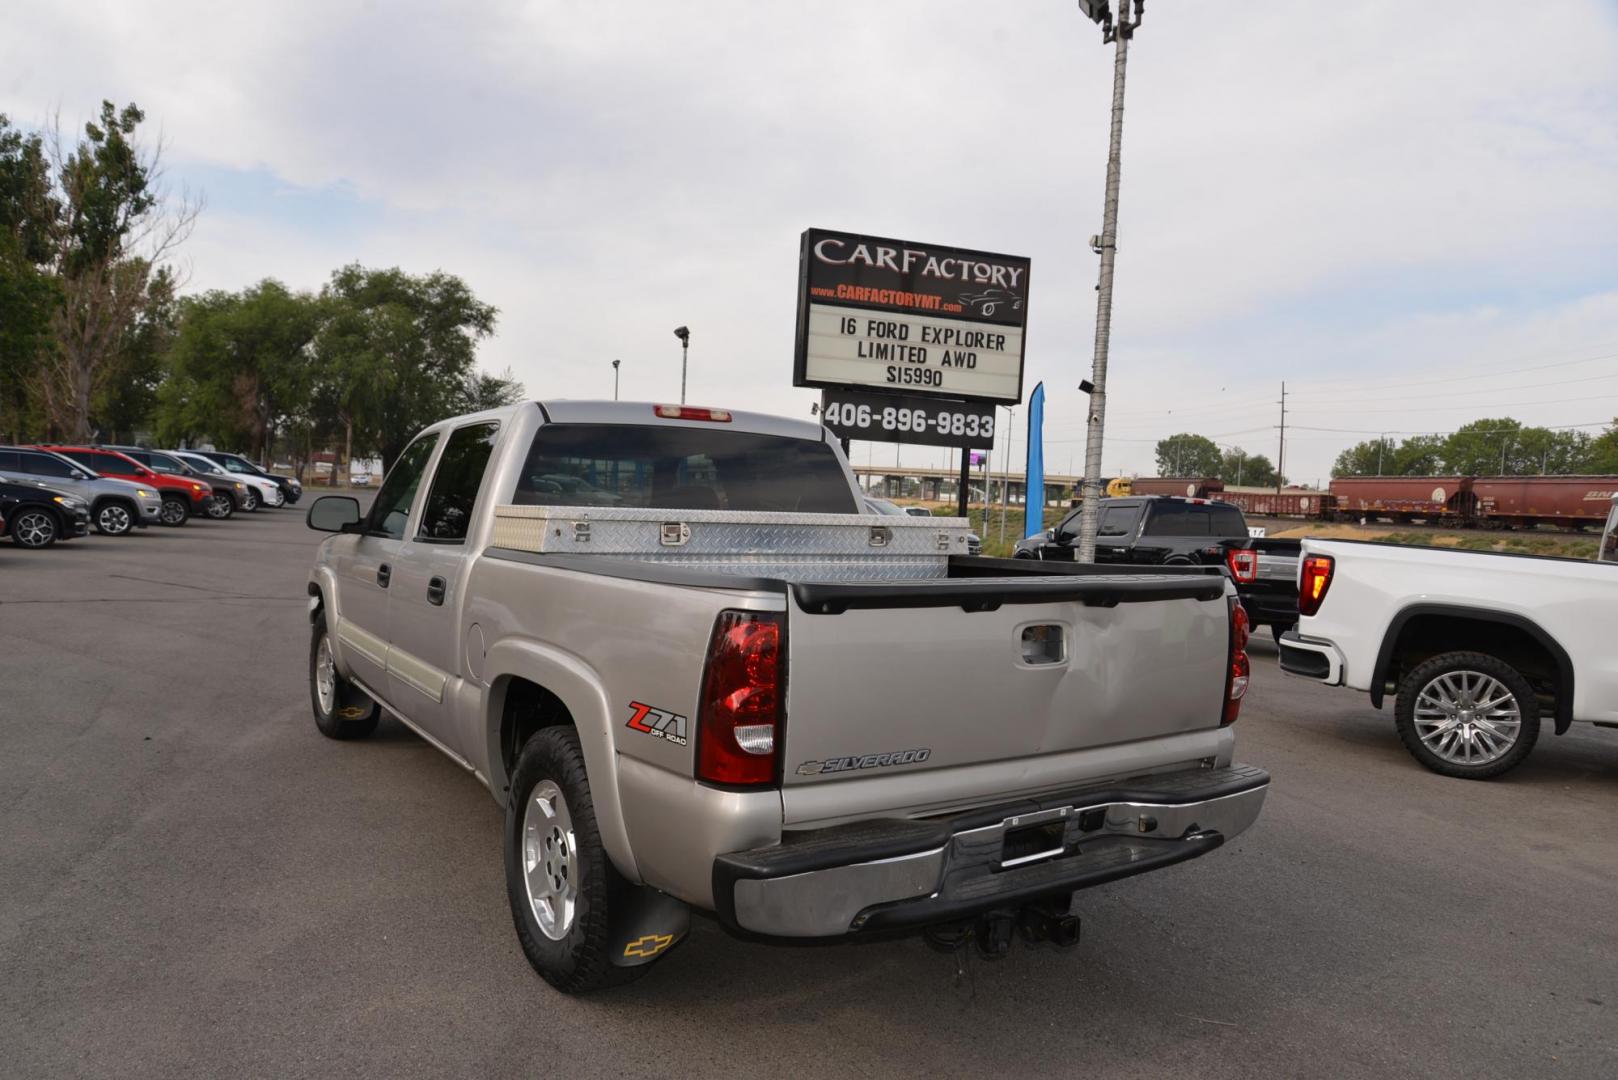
xmin=490 ymin=505 xmax=972 ymax=580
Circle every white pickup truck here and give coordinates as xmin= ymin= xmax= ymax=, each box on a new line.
xmin=303 ymin=400 xmax=1268 ymax=992
xmin=1280 ymin=494 xmax=1618 ymax=779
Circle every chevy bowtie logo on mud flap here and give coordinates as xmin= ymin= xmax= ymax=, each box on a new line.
xmin=625 ymin=702 xmax=688 ymax=747
xmin=796 ymin=748 xmax=932 ymax=776
xmin=623 ymin=933 xmax=675 ymax=959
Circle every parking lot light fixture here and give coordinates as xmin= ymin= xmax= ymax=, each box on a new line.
xmin=673 ymin=327 xmax=691 ymax=404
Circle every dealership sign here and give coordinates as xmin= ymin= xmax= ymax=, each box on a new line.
xmin=794 ymin=228 xmax=1030 ymax=405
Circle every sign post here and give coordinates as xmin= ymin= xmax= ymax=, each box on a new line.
xmin=794 ymin=227 xmax=1030 ymax=522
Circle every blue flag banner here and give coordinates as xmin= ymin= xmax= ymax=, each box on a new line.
xmin=1024 ymin=382 xmax=1045 ymax=538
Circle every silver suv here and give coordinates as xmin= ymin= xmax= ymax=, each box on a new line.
xmin=0 ymin=446 xmax=163 ymax=536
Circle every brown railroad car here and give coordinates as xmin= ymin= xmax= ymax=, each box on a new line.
xmin=1130 ymin=477 xmax=1225 ymax=499
xmin=1471 ymin=476 xmax=1618 ymax=528
xmin=1328 ymin=476 xmax=1476 ymax=523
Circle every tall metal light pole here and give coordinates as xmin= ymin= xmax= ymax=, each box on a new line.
xmin=612 ymin=358 xmax=621 ymax=401
xmin=673 ymin=326 xmax=691 ymax=404
xmin=1074 ymin=0 xmax=1142 ymax=563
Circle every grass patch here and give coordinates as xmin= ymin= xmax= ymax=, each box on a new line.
xmin=1374 ymin=531 xmax=1596 ymax=560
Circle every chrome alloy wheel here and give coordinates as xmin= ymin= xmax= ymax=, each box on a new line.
xmin=205 ymin=495 xmax=231 ymax=519
xmin=241 ymin=487 xmax=259 ymax=512
xmin=1413 ymin=669 xmax=1522 ymax=766
xmin=159 ymin=499 xmax=187 ymax=525
xmin=522 ymin=779 xmax=579 ymax=941
xmin=14 ymin=510 xmax=55 ymax=547
xmin=270 ymin=487 xmax=286 ymax=508
xmin=314 ymin=633 xmax=336 ymax=716
xmin=98 ymin=504 xmax=133 ymax=534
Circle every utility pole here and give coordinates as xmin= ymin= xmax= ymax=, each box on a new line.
xmin=1074 ymin=0 xmax=1143 ymax=563
xmin=612 ymin=359 xmax=621 ymax=401
xmin=1377 ymin=433 xmax=1385 ymax=476
xmin=1276 ymin=381 xmax=1287 ymax=493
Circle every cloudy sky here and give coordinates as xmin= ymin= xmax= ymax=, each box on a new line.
xmin=5 ymin=0 xmax=1617 ymax=483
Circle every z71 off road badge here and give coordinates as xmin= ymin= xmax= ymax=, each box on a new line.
xmin=625 ymin=701 xmax=689 ymax=747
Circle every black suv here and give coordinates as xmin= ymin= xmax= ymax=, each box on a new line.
xmin=0 ymin=478 xmax=92 ymax=548
xmin=1014 ymin=496 xmax=1301 ymax=635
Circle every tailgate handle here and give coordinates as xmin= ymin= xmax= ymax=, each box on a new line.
xmin=427 ymin=576 xmax=446 ymax=605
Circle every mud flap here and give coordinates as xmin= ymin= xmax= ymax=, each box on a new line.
xmin=609 ymin=886 xmax=692 ymax=967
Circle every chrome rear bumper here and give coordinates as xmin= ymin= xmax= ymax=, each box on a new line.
xmin=714 ymin=764 xmax=1268 ymax=939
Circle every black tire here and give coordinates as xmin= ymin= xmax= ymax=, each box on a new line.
xmin=1394 ymin=651 xmax=1540 ymax=780
xmin=94 ymin=500 xmax=136 ymax=536
xmin=241 ymin=487 xmax=260 ymax=512
xmin=504 ymin=727 xmax=648 ymax=994
xmin=309 ymin=617 xmax=380 ymax=739
xmin=159 ymin=496 xmax=190 ymax=527
xmin=10 ymin=506 xmax=59 ymax=548
xmin=1013 ymin=549 xmax=1035 ymax=560
xmin=1270 ymin=623 xmax=1296 ymax=644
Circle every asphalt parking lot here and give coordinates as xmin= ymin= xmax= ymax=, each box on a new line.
xmin=3 ymin=507 xmax=1616 ymax=1079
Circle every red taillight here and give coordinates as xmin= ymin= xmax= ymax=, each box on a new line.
xmin=1298 ymin=554 xmax=1335 ymax=617
xmin=1224 ymin=600 xmax=1250 ymax=726
xmin=1226 ymin=547 xmax=1257 ymax=584
xmin=696 ymin=610 xmax=783 ymax=786
xmin=655 ymin=405 xmax=733 ymax=422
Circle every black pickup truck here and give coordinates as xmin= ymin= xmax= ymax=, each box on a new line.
xmin=1013 ymin=496 xmax=1300 ymax=636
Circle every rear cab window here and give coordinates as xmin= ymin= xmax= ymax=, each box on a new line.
xmin=513 ymin=424 xmax=858 ymax=514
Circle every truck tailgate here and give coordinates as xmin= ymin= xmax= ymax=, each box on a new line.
xmin=780 ymin=573 xmax=1232 ymax=819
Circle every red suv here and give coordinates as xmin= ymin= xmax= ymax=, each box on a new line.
xmin=41 ymin=445 xmax=213 ymax=526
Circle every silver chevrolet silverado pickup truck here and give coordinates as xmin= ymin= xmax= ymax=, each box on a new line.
xmin=304 ymin=400 xmax=1268 ymax=992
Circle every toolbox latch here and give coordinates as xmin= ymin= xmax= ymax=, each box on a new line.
xmin=660 ymin=522 xmax=691 ymax=547
xmin=572 ymin=520 xmax=591 ymax=544
xmin=868 ymin=526 xmax=891 ymax=547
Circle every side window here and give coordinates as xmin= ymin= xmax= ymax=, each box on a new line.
xmin=418 ymin=423 xmax=500 ymax=542
xmin=1142 ymin=501 xmax=1192 ymax=536
xmin=366 ymin=435 xmax=440 ymax=540
xmin=1098 ymin=505 xmax=1137 ymax=537
xmin=121 ymin=451 xmax=152 ymax=466
xmin=1055 ymin=510 xmax=1083 ymax=539
xmin=0 ymin=450 xmax=19 ymax=470
xmin=25 ymin=452 xmax=77 ymax=478
xmin=147 ymin=452 xmax=185 ymax=472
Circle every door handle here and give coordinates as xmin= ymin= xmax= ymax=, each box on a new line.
xmin=427 ymin=576 xmax=446 ymax=606
xmin=376 ymin=563 xmax=391 ymax=588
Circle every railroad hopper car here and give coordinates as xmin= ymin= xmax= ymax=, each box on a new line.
xmin=1129 ymin=477 xmax=1225 ymax=499
xmin=1470 ymin=476 xmax=1618 ymax=528
xmin=1219 ymin=489 xmax=1334 ymax=519
xmin=1325 ymin=476 xmax=1475 ymax=524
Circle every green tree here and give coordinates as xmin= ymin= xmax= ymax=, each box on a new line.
xmin=37 ymin=102 xmax=200 ymax=439
xmin=1440 ymin=418 xmax=1523 ymax=475
xmin=456 ymin=367 xmax=526 ymax=413
xmin=1587 ymin=420 xmax=1618 ymax=474
xmin=1220 ymin=448 xmax=1279 ymax=487
xmin=160 ymin=279 xmax=324 ymax=459
xmin=1154 ymin=433 xmax=1221 ymax=477
xmin=0 ymin=114 xmax=59 ymax=440
xmin=315 ymin=264 xmax=498 ymax=470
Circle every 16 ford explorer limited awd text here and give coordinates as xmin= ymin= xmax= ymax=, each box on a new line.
xmin=304 ymin=400 xmax=1269 ymax=992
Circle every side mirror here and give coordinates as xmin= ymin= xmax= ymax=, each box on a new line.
xmin=1045 ymin=528 xmax=1056 ymax=541
xmin=307 ymin=495 xmax=362 ymax=533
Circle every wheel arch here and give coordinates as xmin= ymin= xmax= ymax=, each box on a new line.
xmin=1372 ymin=604 xmax=1573 ymax=734
xmin=483 ymin=638 xmax=640 ymax=883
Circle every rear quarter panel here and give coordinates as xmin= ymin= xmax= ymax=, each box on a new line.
xmin=465 ymin=554 xmax=786 ymax=899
